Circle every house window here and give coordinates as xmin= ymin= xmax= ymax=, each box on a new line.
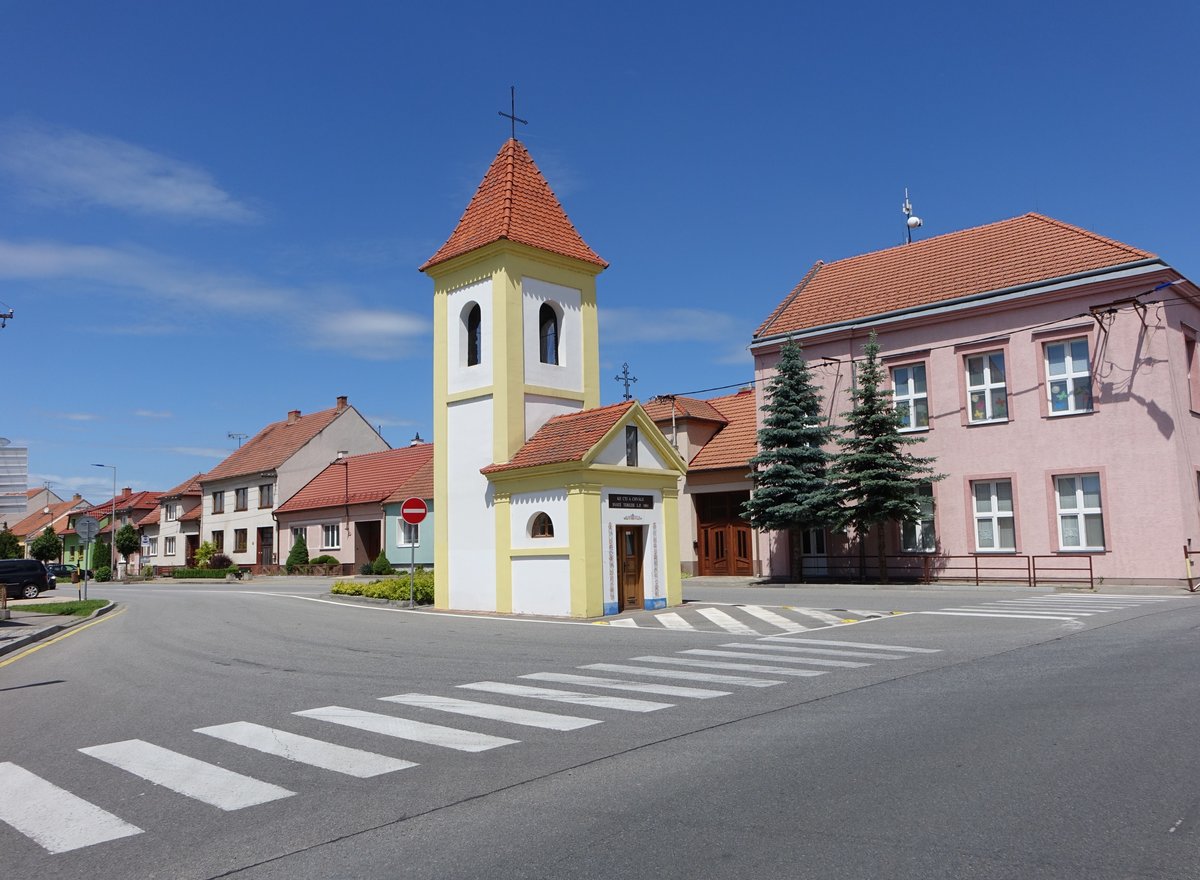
xmin=322 ymin=524 xmax=340 ymax=550
xmin=211 ymin=530 xmax=224 ymax=552
xmin=972 ymin=480 xmax=1016 ymax=551
xmin=164 ymin=536 xmax=176 ymax=556
xmin=966 ymin=351 xmax=1008 ymax=423
xmin=292 ymin=527 xmax=306 ymax=544
xmin=234 ymin=488 xmax=248 ymax=511
xmin=234 ymin=529 xmax=248 ymax=553
xmin=1056 ymin=473 xmax=1104 ymax=551
xmin=892 ymin=364 xmax=929 ymax=430
xmin=258 ymin=484 xmax=273 ymax=509
xmin=1187 ymin=332 xmax=1200 ymax=412
xmin=530 ymin=512 xmax=554 ymax=538
xmin=165 ymin=503 xmax=178 ymax=522
xmin=900 ymin=483 xmax=936 ymax=552
xmin=1045 ymin=338 xmax=1092 ymax=414
xmin=626 ymin=425 xmax=639 ymax=467
xmin=465 ymin=303 xmax=482 ymax=367
xmin=144 ymin=538 xmax=157 ymax=557
xmin=398 ymin=521 xmax=420 ymax=546
xmin=539 ymin=303 xmax=559 ymax=365
xmin=212 ymin=491 xmax=224 ymax=514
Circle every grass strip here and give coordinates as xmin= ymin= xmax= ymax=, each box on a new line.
xmin=15 ymin=599 xmax=109 ymax=616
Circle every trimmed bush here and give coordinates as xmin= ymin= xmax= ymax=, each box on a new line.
xmin=310 ymin=554 xmax=340 ymax=565
xmin=209 ymin=553 xmax=233 ymax=570
xmin=285 ymin=533 xmax=309 ymax=573
xmin=331 ymin=570 xmax=435 ymax=605
xmin=95 ymin=566 xmax=112 ymax=582
xmin=171 ymin=567 xmax=239 ymax=579
xmin=370 ymin=551 xmax=394 ymax=576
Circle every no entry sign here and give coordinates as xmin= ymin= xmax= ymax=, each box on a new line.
xmin=400 ymin=497 xmax=428 ymax=525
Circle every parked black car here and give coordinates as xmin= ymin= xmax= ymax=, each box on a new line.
xmin=0 ymin=559 xmax=57 ymax=599
xmin=46 ymin=562 xmax=93 ymax=580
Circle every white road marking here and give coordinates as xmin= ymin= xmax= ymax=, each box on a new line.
xmin=294 ymin=706 xmax=517 ymax=752
xmin=695 ymin=607 xmax=759 ymax=635
xmin=742 ymin=644 xmax=907 ymax=659
xmin=522 ymin=672 xmax=729 ymax=698
xmin=755 ymin=638 xmax=941 ymax=653
xmin=786 ymin=607 xmax=847 ymax=626
xmin=939 ymin=607 xmax=1092 ymax=616
xmin=629 ymin=655 xmax=827 ymax=678
xmin=78 ymin=740 xmax=294 ymax=810
xmin=685 ymin=648 xmax=869 ymax=668
xmin=581 ymin=662 xmax=783 ymax=687
xmin=920 ymin=611 xmax=1081 ymax=621
xmin=458 ymin=681 xmax=671 ymax=713
xmin=738 ymin=604 xmax=811 ymax=632
xmin=605 ymin=618 xmax=639 ymax=627
xmin=380 ymin=693 xmax=599 ymax=730
xmin=194 ymin=722 xmax=416 ymax=777
xmin=655 ymin=611 xmax=695 ymax=631
xmin=0 ymin=762 xmax=143 ymax=853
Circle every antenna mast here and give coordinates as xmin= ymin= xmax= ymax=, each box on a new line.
xmin=902 ymin=188 xmax=923 ymax=244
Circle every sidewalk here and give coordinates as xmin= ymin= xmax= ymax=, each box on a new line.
xmin=0 ymin=592 xmax=115 ymax=657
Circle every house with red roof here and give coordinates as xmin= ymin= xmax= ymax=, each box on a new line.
xmin=749 ymin=212 xmax=1200 ymax=585
xmin=422 ymin=138 xmax=686 ymax=616
xmin=199 ymin=396 xmax=387 ymax=573
xmin=274 ymin=442 xmax=434 ymax=573
xmin=645 ymin=388 xmax=760 ymax=577
xmin=65 ymin=488 xmax=163 ymax=574
xmin=9 ymin=493 xmax=90 ymax=559
xmin=138 ymin=473 xmax=205 ymax=572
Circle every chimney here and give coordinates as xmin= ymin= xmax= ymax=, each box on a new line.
xmin=288 ymin=409 xmax=300 ymax=424
xmin=122 ymin=487 xmax=132 ymax=498
xmin=72 ymin=493 xmax=81 ymax=501
xmin=336 ymin=395 xmax=348 ymax=412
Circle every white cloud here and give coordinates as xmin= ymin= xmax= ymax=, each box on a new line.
xmin=0 ymin=122 xmax=257 ymax=222
xmin=309 ymin=310 xmax=431 ymax=360
xmin=29 ymin=472 xmax=113 ymax=493
xmin=367 ymin=415 xmax=417 ymax=428
xmin=167 ymin=447 xmax=230 ymax=459
xmin=600 ymin=307 xmax=749 ymax=344
xmin=134 ymin=409 xmax=172 ymax=419
xmin=51 ymin=412 xmax=99 ymax=422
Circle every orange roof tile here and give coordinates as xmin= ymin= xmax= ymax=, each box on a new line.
xmin=383 ymin=457 xmax=435 ymax=505
xmin=162 ymin=473 xmax=205 ymax=499
xmin=203 ymin=405 xmax=348 ymax=482
xmin=8 ymin=497 xmax=90 ymax=538
xmin=482 ymin=402 xmax=634 ymax=475
xmin=275 ymin=445 xmax=435 ymax=514
xmin=755 ymin=213 xmax=1156 ymax=338
xmin=688 ymin=388 xmax=759 ymax=472
xmin=180 ymin=505 xmax=203 ymax=522
xmin=138 ymin=507 xmax=160 ymax=526
xmin=420 ymin=138 xmax=607 ymax=272
xmin=643 ymin=396 xmax=728 ymax=425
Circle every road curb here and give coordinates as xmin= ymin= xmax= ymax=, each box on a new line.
xmin=0 ymin=600 xmax=117 ymax=657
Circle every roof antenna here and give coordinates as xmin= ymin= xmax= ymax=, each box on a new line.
xmin=227 ymin=432 xmax=248 ymax=447
xmin=902 ymin=188 xmax=923 ymax=244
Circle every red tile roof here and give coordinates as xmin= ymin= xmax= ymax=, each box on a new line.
xmin=203 ymin=404 xmax=348 ymax=482
xmin=688 ymin=389 xmax=758 ymax=472
xmin=275 ymin=444 xmax=435 ymax=514
xmin=180 ymin=505 xmax=203 ymax=522
xmin=8 ymin=497 xmax=90 ymax=538
xmin=383 ymin=457 xmax=435 ymax=505
xmin=420 ymin=139 xmax=607 ymax=272
xmin=162 ymin=473 xmax=205 ymax=498
xmin=482 ymin=402 xmax=634 ymax=475
xmin=643 ymin=396 xmax=728 ymax=425
xmin=755 ymin=213 xmax=1156 ymax=338
xmin=138 ymin=507 xmax=160 ymax=526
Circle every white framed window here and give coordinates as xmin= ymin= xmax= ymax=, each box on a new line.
xmin=1056 ymin=473 xmax=1104 ymax=550
xmin=972 ymin=479 xmax=1015 ymax=551
xmin=892 ymin=364 xmax=929 ymax=430
xmin=164 ymin=536 xmax=176 ymax=556
xmin=292 ymin=527 xmax=306 ymax=544
xmin=234 ymin=487 xmax=248 ymax=511
xmin=1045 ymin=338 xmax=1092 ymax=415
xmin=397 ymin=521 xmax=420 ymax=547
xmin=966 ymin=351 xmax=1008 ymax=423
xmin=322 ymin=524 xmax=340 ymax=550
xmin=901 ymin=483 xmax=936 ymax=552
xmin=144 ymin=537 xmax=158 ymax=557
xmin=165 ymin=503 xmax=178 ymax=522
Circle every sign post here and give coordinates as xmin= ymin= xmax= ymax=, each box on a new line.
xmin=75 ymin=516 xmax=100 ymax=602
xmin=399 ymin=498 xmax=428 ymax=608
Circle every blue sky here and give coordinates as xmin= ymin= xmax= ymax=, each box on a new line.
xmin=1 ymin=1 xmax=1196 ymax=501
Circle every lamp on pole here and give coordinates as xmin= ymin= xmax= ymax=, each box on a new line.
xmin=92 ymin=463 xmax=116 ymax=573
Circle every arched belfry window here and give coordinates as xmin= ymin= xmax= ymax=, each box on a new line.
xmin=539 ymin=303 xmax=559 ymax=365
xmin=530 ymin=512 xmax=554 ymax=538
xmin=464 ymin=303 xmax=482 ymax=367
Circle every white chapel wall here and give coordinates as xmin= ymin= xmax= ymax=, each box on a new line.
xmin=522 ymin=277 xmax=583 ymax=391
xmin=511 ymin=556 xmax=571 ymax=616
xmin=447 ymin=398 xmax=497 ymax=610
xmin=447 ymin=278 xmax=494 ymax=395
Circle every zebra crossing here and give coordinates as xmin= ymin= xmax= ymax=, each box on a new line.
xmin=921 ymin=593 xmax=1182 ymax=622
xmin=597 ymin=602 xmax=895 ymax=635
xmin=0 ymin=635 xmax=937 ymax=856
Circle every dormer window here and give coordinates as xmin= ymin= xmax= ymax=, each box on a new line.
xmin=465 ymin=303 xmax=482 ymax=367
xmin=539 ymin=303 xmax=559 ymax=365
xmin=626 ymin=425 xmax=638 ymax=467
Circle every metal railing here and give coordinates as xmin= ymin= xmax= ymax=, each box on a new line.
xmin=794 ymin=553 xmax=1094 ymax=589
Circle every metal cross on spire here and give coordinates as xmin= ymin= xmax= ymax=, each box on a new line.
xmin=498 ymin=85 xmax=528 ymax=140
xmin=614 ymin=362 xmax=638 ymax=401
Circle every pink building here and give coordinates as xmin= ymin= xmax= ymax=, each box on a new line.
xmin=750 ymin=213 xmax=1200 ymax=586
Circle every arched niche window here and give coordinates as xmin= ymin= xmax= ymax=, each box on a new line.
xmin=464 ymin=302 xmax=482 ymax=367
xmin=538 ymin=303 xmax=559 ymax=365
xmin=530 ymin=512 xmax=554 ymax=538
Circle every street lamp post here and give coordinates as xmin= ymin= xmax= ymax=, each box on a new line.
xmin=92 ymin=464 xmax=117 ymax=574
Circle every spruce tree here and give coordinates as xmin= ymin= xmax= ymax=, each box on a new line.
xmin=832 ymin=331 xmax=942 ymax=582
xmin=285 ymin=533 xmax=309 ymax=573
xmin=743 ymin=341 xmax=841 ymax=535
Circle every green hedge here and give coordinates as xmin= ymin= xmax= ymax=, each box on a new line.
xmin=331 ymin=570 xmax=435 ymax=605
xmin=172 ymin=567 xmax=240 ymax=579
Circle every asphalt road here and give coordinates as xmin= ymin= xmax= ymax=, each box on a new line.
xmin=2 ymin=581 xmax=1198 ymax=879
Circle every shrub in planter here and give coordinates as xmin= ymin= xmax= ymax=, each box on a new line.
xmin=285 ymin=533 xmax=309 ymax=573
xmin=95 ymin=566 xmax=112 ymax=582
xmin=310 ymin=554 xmax=339 ymax=566
xmin=371 ymin=551 xmax=394 ymax=576
xmin=209 ymin=553 xmax=232 ymax=570
xmin=331 ymin=569 xmax=436 ymax=605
